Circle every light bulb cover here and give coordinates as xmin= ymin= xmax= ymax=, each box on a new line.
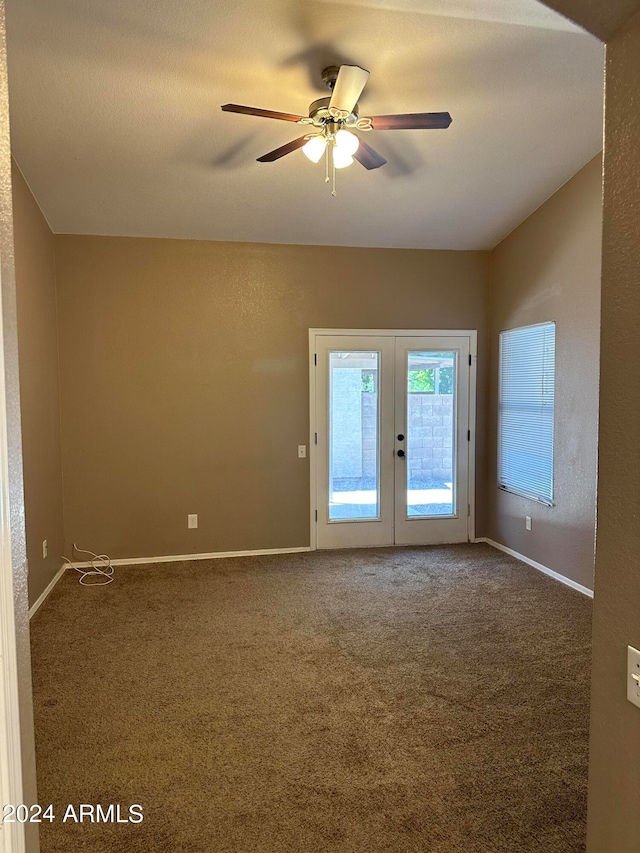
xmin=302 ymin=135 xmax=327 ymax=163
xmin=333 ymin=146 xmax=354 ymax=169
xmin=335 ymin=129 xmax=360 ymax=156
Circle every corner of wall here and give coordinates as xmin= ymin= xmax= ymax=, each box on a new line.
xmin=11 ymin=162 xmax=65 ymax=607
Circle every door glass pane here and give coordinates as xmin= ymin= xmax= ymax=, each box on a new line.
xmin=329 ymin=351 xmax=380 ymax=521
xmin=406 ymin=351 xmax=456 ymax=518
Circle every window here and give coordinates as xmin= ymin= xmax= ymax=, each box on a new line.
xmin=498 ymin=322 xmax=555 ymax=505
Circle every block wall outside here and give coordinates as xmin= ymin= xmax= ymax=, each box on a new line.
xmin=362 ymin=393 xmax=453 ymax=482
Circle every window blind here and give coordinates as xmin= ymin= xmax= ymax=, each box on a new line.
xmin=498 ymin=322 xmax=555 ymax=505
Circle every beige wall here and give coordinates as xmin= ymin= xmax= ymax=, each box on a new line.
xmin=486 ymin=155 xmax=602 ymax=591
xmin=540 ymin=0 xmax=637 ymax=40
xmin=54 ymin=236 xmax=489 ymax=559
xmin=539 ymin=1 xmax=640 ymax=848
xmin=12 ymin=162 xmax=64 ymax=605
xmin=586 ymin=9 xmax=640 ymax=850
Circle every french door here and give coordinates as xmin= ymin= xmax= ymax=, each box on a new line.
xmin=311 ymin=330 xmax=474 ymax=549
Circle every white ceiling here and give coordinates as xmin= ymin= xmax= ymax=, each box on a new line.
xmin=6 ymin=0 xmax=604 ymax=250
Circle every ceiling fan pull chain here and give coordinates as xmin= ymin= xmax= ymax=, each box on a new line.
xmin=332 ymin=144 xmax=337 ymax=197
xmin=325 ymin=141 xmax=330 ymax=185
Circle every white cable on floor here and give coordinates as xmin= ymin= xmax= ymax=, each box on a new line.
xmin=62 ymin=543 xmax=114 ymax=586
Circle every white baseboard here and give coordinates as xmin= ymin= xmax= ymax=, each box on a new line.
xmin=36 ymin=542 xmax=593 ymax=611
xmin=28 ymin=565 xmax=67 ymax=619
xmin=66 ymin=545 xmax=312 ymax=570
xmin=473 ymin=537 xmax=593 ymax=598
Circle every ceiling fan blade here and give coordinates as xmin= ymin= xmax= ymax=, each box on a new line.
xmin=370 ymin=112 xmax=452 ymax=130
xmin=329 ymin=65 xmax=370 ymax=116
xmin=256 ymin=136 xmax=309 ymax=162
xmin=221 ymin=104 xmax=305 ymax=123
xmin=354 ymin=139 xmax=387 ymax=170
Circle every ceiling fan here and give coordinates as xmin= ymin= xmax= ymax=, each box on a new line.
xmin=221 ymin=64 xmax=452 ymax=195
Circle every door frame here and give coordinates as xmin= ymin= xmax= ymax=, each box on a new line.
xmin=0 ymin=268 xmax=27 ymax=853
xmin=309 ymin=329 xmax=478 ymax=551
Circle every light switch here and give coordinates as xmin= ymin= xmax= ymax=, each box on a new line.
xmin=188 ymin=514 xmax=198 ymax=529
xmin=628 ymin=646 xmax=640 ymax=709
xmin=298 ymin=445 xmax=307 ymax=458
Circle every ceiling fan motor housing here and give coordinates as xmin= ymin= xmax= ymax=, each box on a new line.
xmin=308 ymin=96 xmax=359 ymax=127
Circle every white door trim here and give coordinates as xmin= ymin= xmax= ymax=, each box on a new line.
xmin=468 ymin=333 xmax=478 ymax=542
xmin=310 ymin=328 xmax=478 ymax=338
xmin=309 ymin=329 xmax=477 ymax=551
xmin=309 ymin=333 xmax=318 ymax=551
xmin=0 ymin=270 xmax=27 ymax=852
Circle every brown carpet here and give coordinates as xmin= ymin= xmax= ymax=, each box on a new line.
xmin=30 ymin=543 xmax=592 ymax=853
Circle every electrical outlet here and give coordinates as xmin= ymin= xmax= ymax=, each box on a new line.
xmin=188 ymin=514 xmax=198 ymax=529
xmin=525 ymin=516 xmax=532 ymax=531
xmin=42 ymin=539 xmax=48 ymax=559
xmin=298 ymin=445 xmax=307 ymax=458
xmin=628 ymin=646 xmax=640 ymax=709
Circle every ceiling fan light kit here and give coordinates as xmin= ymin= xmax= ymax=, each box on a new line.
xmin=302 ymin=135 xmax=326 ymax=163
xmin=333 ymin=149 xmax=353 ymax=171
xmin=221 ymin=64 xmax=452 ymax=196
xmin=335 ymin=129 xmax=359 ymax=155
xmin=302 ymin=127 xmax=360 ymax=192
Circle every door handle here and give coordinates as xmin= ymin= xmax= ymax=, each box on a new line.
xmin=397 ymin=449 xmax=405 ymax=458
